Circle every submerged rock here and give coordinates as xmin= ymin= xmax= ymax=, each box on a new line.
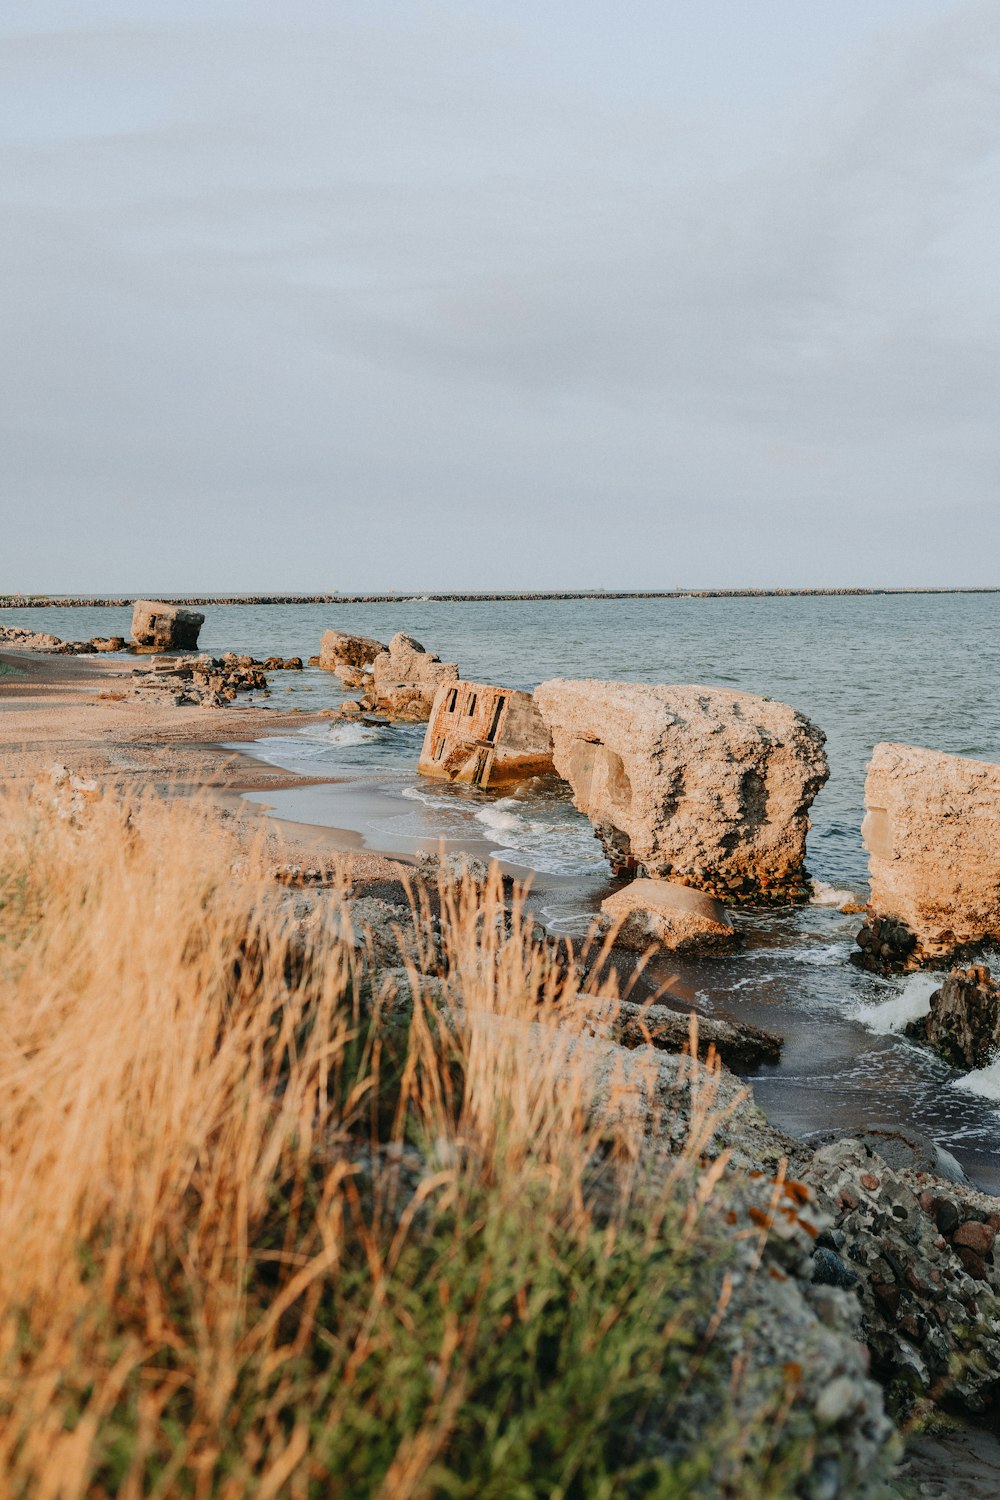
xmin=533 ymin=679 xmax=828 ymax=901
xmin=905 ymin=966 xmax=1000 ymax=1071
xmin=857 ymin=742 xmax=1000 ymax=968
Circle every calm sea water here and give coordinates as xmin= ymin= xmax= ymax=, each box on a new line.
xmin=6 ymin=594 xmax=1000 ymax=1184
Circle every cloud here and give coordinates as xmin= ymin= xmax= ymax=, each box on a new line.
xmin=1 ymin=1 xmax=998 ymax=588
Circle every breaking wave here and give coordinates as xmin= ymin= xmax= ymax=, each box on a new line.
xmin=852 ymin=972 xmax=938 ymax=1035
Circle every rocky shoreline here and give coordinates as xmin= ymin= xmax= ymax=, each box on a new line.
xmin=4 ymin=586 xmax=1000 ymax=608
xmin=291 ymin=866 xmax=1000 ymax=1480
xmin=7 ymin=613 xmax=1000 ymax=1486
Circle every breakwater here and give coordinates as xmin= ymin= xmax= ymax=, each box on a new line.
xmin=2 ymin=587 xmax=999 ymax=608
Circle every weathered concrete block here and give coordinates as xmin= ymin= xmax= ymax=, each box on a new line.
xmin=131 ymin=600 xmax=204 ymax=652
xmin=533 ymin=680 xmax=828 ymax=901
xmin=370 ymin=633 xmax=459 ymax=721
xmin=418 ymin=680 xmax=554 ymax=788
xmin=859 ymin=742 xmax=1000 ymax=965
xmin=318 ymin=630 xmax=386 ymax=686
xmin=601 ymin=877 xmax=737 ymax=954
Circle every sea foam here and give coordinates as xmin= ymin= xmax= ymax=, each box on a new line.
xmin=852 ymin=972 xmax=938 ymax=1035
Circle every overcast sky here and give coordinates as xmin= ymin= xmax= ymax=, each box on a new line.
xmin=2 ymin=0 xmax=998 ymax=592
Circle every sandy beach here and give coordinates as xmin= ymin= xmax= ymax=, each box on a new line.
xmin=0 ymin=648 xmax=412 ymax=880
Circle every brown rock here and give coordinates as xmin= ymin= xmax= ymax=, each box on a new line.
xmin=953 ymin=1221 xmax=995 ymax=1255
xmin=131 ymin=600 xmax=204 ymax=652
xmin=859 ymin=742 xmax=1000 ymax=965
xmin=600 ymin=878 xmax=737 ymax=955
xmin=418 ymin=680 xmax=554 ymax=788
xmin=532 ymin=680 xmax=828 ymax=900
xmin=318 ymin=630 xmax=386 ymax=674
xmin=954 ymin=1244 xmax=990 ymax=1281
xmin=872 ymin=1282 xmax=901 ymax=1317
xmin=370 ymin=633 xmax=459 ymax=721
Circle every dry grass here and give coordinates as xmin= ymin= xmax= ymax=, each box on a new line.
xmin=0 ymin=775 xmax=836 ymax=1497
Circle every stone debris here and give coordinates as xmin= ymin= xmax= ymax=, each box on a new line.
xmin=600 ymin=876 xmax=738 ymax=955
xmin=413 ymin=851 xmax=493 ymax=889
xmin=857 ymin=742 xmax=1000 ymax=968
xmin=803 ymin=1137 xmax=1000 ymax=1415
xmin=0 ymin=624 xmax=65 ymax=650
xmin=533 ymin=679 xmax=828 ymax=901
xmin=418 ymin=680 xmax=554 ymax=788
xmin=128 ymin=652 xmax=269 ymax=707
xmin=0 ymin=625 xmax=127 ymax=654
xmin=905 ymin=965 xmax=1000 ymax=1071
xmin=315 ymin=631 xmax=461 ymax=722
xmin=131 ymin=599 xmax=205 ymax=652
xmin=852 ymin=915 xmax=917 ymax=972
xmin=317 ymin=630 xmax=386 ymax=687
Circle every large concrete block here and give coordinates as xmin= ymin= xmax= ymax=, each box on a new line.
xmin=533 ymin=679 xmax=828 ymax=901
xmin=131 ymin=600 xmax=204 ymax=652
xmin=418 ymin=680 xmax=554 ymax=788
xmin=370 ymin=633 xmax=458 ymax=721
xmin=858 ymin=742 xmax=1000 ymax=966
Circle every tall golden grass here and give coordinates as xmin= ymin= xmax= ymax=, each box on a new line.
xmin=0 ymin=775 xmax=845 ymax=1497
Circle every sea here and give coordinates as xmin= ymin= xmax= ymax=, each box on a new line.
xmin=6 ymin=592 xmax=1000 ymax=1187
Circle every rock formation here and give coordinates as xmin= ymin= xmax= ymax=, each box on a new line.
xmin=533 ymin=680 xmax=828 ymax=900
xmin=369 ymin=633 xmax=459 ymax=720
xmin=318 ymin=630 xmax=386 ymax=688
xmin=131 ymin=600 xmax=204 ymax=652
xmin=906 ymin=966 xmax=1000 ymax=1070
xmin=418 ymin=681 xmax=554 ymax=788
xmin=600 ymin=877 xmax=737 ymax=954
xmin=857 ymin=742 xmax=1000 ymax=967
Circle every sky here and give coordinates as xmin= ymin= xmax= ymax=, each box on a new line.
xmin=1 ymin=0 xmax=998 ymax=592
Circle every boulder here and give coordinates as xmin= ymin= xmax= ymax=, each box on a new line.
xmin=370 ymin=633 xmax=459 ymax=721
xmin=131 ymin=600 xmax=204 ymax=652
xmin=857 ymin=743 xmax=1000 ymax=967
xmin=533 ymin=680 xmax=828 ymax=900
xmin=418 ymin=680 xmax=554 ymax=787
xmin=318 ymin=630 xmax=386 ymax=687
xmin=906 ymin=966 xmax=1000 ymax=1071
xmin=600 ymin=878 xmax=737 ymax=954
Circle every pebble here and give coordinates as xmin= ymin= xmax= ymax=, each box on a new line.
xmin=812 ymin=1247 xmax=859 ymax=1290
xmin=815 ymin=1375 xmax=862 ymax=1427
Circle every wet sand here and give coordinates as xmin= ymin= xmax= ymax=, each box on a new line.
xmin=0 ymin=649 xmax=411 ymax=880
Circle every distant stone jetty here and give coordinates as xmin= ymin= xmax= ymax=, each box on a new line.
xmin=1 ymin=587 xmax=998 ymax=608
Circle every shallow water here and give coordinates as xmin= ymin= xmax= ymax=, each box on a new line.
xmin=7 ymin=594 xmax=1000 ymax=1186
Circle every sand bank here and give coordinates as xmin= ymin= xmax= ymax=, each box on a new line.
xmin=0 ymin=649 xmax=411 ymax=880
